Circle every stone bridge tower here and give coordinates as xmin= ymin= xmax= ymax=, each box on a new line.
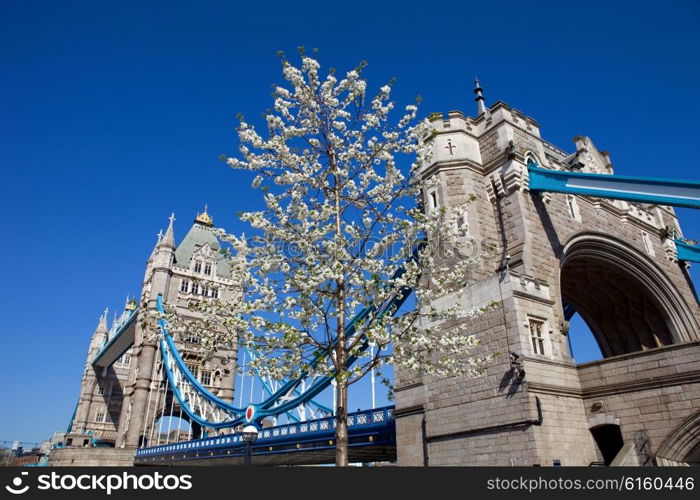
xmin=62 ymin=209 xmax=238 ymax=462
xmin=395 ymin=84 xmax=700 ymax=466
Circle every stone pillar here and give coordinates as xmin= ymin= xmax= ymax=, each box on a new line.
xmin=123 ymin=342 xmax=157 ymax=448
xmin=72 ymin=378 xmax=96 ymax=434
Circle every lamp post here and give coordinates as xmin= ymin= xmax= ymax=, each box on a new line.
xmin=241 ymin=425 xmax=259 ymax=467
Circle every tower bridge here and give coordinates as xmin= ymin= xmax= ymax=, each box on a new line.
xmin=51 ymin=87 xmax=700 ymax=467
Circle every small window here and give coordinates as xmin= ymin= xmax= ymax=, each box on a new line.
xmin=95 ymin=411 xmax=106 ymax=423
xmin=200 ymin=371 xmax=212 ymax=386
xmin=212 ymin=288 xmax=219 ymax=299
xmin=201 ymin=286 xmax=208 ymax=297
xmin=180 ymin=280 xmax=190 ymax=293
xmin=456 ymin=210 xmax=470 ymax=237
xmin=191 ymin=283 xmax=201 ymax=295
xmin=194 ymin=261 xmax=202 ymax=273
xmin=97 ymin=385 xmax=104 ymax=396
xmin=429 ymin=190 xmax=438 ymax=211
xmin=119 ymin=353 xmax=131 ymax=366
xmin=110 ymin=384 xmax=122 ymax=397
xmin=641 ymin=231 xmax=655 ymax=256
xmin=186 ymin=363 xmax=199 ymax=377
xmin=184 ymin=332 xmax=200 ymax=344
xmin=204 ymin=263 xmax=212 ymax=276
xmin=525 ymin=152 xmax=540 ymax=167
xmin=566 ymin=195 xmax=581 ymax=222
xmin=529 ymin=318 xmax=546 ymax=355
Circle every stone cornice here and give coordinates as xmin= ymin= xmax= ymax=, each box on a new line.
xmin=581 ymin=369 xmax=700 ymax=399
xmin=420 ymin=158 xmax=484 ymax=178
xmin=393 ymin=404 xmax=425 ymax=419
xmin=394 ymin=381 xmax=424 ymax=393
xmin=576 ymin=341 xmax=700 ymax=368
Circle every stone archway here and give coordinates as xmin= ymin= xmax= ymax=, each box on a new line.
xmin=655 ymin=411 xmax=700 ymax=465
xmin=142 ymin=405 xmax=203 ymax=447
xmin=560 ymin=233 xmax=698 ymax=358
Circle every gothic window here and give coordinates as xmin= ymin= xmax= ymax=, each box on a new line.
xmin=191 ymin=283 xmax=201 ymax=295
xmin=529 ymin=318 xmax=546 ymax=355
xmin=97 ymin=385 xmax=104 ymax=396
xmin=110 ymin=384 xmax=122 ymax=397
xmin=200 ymin=371 xmax=212 ymax=386
xmin=186 ymin=362 xmax=199 ymax=377
xmin=95 ymin=411 xmax=106 ymax=423
xmin=429 ymin=190 xmax=438 ymax=212
xmin=566 ymin=195 xmax=581 ymax=222
xmin=180 ymin=280 xmax=190 ymax=293
xmin=204 ymin=263 xmax=212 ymax=276
xmin=456 ymin=209 xmax=470 ymax=237
xmin=525 ymin=152 xmax=541 ymax=167
xmin=194 ymin=261 xmax=202 ymax=273
xmin=641 ymin=231 xmax=655 ymax=257
xmin=117 ymin=353 xmax=131 ymax=366
xmin=212 ymin=288 xmax=219 ymax=299
xmin=184 ymin=332 xmax=200 ymax=344
xmin=201 ymin=285 xmax=209 ymax=296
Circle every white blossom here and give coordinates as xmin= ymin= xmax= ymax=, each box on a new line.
xmin=166 ymin=54 xmax=497 ymax=466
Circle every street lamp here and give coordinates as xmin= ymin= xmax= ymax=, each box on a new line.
xmin=241 ymin=425 xmax=259 ymax=467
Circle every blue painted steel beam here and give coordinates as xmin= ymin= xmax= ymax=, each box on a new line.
xmin=528 ymin=165 xmax=700 ymax=209
xmin=92 ymin=307 xmax=138 ymax=368
xmin=675 ymin=239 xmax=700 ymax=263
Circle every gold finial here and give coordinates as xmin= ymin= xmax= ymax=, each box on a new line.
xmin=195 ymin=204 xmax=213 ymax=226
xmin=125 ymin=299 xmax=137 ymax=311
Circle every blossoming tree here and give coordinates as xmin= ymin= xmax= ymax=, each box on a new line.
xmin=179 ymin=52 xmax=495 ymax=466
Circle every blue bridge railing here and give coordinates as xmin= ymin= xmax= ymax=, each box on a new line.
xmin=135 ymin=406 xmax=395 ymax=464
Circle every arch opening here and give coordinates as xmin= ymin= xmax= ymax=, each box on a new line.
xmin=655 ymin=411 xmax=700 ymax=465
xmin=561 ymin=246 xmax=677 ymax=359
xmin=152 ymin=414 xmax=196 ymax=444
xmin=590 ymin=424 xmax=624 ymax=466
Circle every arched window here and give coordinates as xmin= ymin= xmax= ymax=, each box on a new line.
xmin=566 ymin=195 xmax=581 ymax=222
xmin=194 ymin=261 xmax=202 ymax=273
xmin=524 ymin=152 xmax=541 ymax=167
xmin=204 ymin=263 xmax=212 ymax=276
xmin=528 ymin=317 xmax=547 ymax=355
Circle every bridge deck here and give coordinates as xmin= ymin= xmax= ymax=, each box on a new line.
xmin=135 ymin=407 xmax=396 ymax=466
xmin=92 ymin=308 xmax=137 ymax=369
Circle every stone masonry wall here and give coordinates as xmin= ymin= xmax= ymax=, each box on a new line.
xmin=48 ymin=447 xmax=135 ymax=467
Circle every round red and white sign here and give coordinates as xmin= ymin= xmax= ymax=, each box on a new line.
xmin=245 ymin=405 xmax=255 ymax=422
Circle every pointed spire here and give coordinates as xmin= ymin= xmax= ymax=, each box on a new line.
xmin=474 ymin=78 xmax=486 ymax=116
xmin=96 ymin=308 xmax=109 ymax=332
xmin=159 ymin=213 xmax=176 ymax=248
xmin=147 ymin=230 xmax=163 ymax=263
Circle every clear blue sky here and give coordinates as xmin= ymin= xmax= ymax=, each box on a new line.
xmin=1 ymin=0 xmax=699 ymax=444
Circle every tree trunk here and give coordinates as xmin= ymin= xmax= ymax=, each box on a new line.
xmin=335 ymin=379 xmax=349 ymax=466
xmin=330 ymin=149 xmax=349 ymax=467
xmin=334 ymin=286 xmax=349 ymax=466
